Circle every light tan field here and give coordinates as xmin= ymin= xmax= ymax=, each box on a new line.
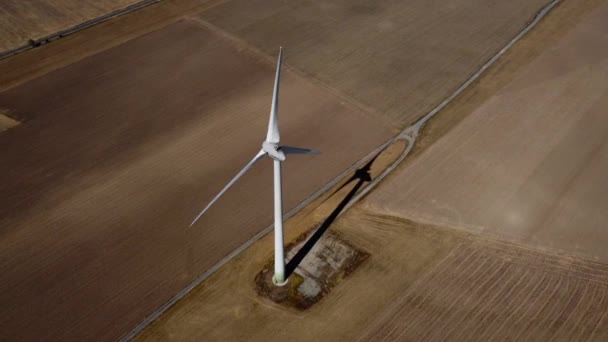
xmin=0 ymin=0 xmax=146 ymax=52
xmin=200 ymin=0 xmax=550 ymax=126
xmin=134 ymin=154 xmax=467 ymax=342
xmin=365 ymin=0 xmax=608 ymax=263
xmin=360 ymin=226 xmax=608 ymax=342
xmin=137 ymin=208 xmax=608 ymax=341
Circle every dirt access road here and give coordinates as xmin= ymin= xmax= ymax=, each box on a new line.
xmin=200 ymin=0 xmax=549 ymax=126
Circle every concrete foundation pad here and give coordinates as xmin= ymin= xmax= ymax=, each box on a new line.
xmin=255 ymin=231 xmax=368 ymax=310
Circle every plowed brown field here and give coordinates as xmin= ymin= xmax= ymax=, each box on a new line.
xmin=361 ymin=238 xmax=608 ymax=341
xmin=0 ymin=20 xmax=392 ymax=340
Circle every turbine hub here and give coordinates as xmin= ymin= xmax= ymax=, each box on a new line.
xmin=262 ymin=141 xmax=286 ymax=161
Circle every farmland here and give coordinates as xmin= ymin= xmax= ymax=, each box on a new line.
xmin=0 ymin=20 xmax=392 ymax=340
xmin=2 ymin=0 xmax=607 ymax=340
xmin=136 ymin=208 xmax=608 ymax=341
xmin=135 ymin=0 xmax=608 ymax=340
xmin=364 ymin=0 xmax=608 ymax=263
xmin=360 ymin=230 xmax=608 ymax=341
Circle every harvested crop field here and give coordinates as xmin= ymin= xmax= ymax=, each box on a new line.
xmin=134 ymin=191 xmax=467 ymax=341
xmin=365 ymin=0 xmax=608 ymax=262
xmin=0 ymin=20 xmax=392 ymax=340
xmin=360 ymin=235 xmax=608 ymax=341
xmin=136 ymin=207 xmax=608 ymax=341
xmin=200 ymin=0 xmax=551 ymax=126
xmin=0 ymin=0 xmax=149 ymax=52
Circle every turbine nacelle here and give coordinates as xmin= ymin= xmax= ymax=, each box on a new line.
xmin=262 ymin=141 xmax=286 ymax=161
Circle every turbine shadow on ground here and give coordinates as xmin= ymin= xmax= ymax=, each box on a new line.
xmin=284 ymin=155 xmax=377 ymax=279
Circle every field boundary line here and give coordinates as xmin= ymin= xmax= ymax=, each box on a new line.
xmin=188 ymin=17 xmax=397 ymax=131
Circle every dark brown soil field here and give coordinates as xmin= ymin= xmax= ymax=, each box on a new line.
xmin=0 ymin=0 xmax=143 ymax=51
xmin=0 ymin=20 xmax=392 ymax=340
xmin=200 ymin=0 xmax=550 ymax=126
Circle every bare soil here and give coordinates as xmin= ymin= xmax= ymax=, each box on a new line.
xmin=409 ymin=0 xmax=607 ymax=159
xmin=365 ymin=0 xmax=608 ymax=263
xmin=0 ymin=20 xmax=392 ymax=341
xmin=137 ymin=207 xmax=608 ymax=341
xmin=199 ymin=0 xmax=550 ymax=126
xmin=0 ymin=0 xmax=222 ymax=92
xmin=0 ymin=0 xmax=597 ymax=340
xmin=360 ymin=222 xmax=608 ymax=341
xmin=135 ymin=163 xmax=465 ymax=341
xmin=135 ymin=0 xmax=608 ymax=341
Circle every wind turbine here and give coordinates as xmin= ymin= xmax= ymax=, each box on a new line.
xmin=191 ymin=47 xmax=319 ymax=286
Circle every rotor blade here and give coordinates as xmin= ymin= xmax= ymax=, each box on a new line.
xmin=190 ymin=149 xmax=266 ymax=226
xmin=281 ymin=146 xmax=320 ymax=155
xmin=266 ymin=47 xmax=282 ymax=143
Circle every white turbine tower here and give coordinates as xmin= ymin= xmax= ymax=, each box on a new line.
xmin=191 ymin=47 xmax=319 ymax=286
